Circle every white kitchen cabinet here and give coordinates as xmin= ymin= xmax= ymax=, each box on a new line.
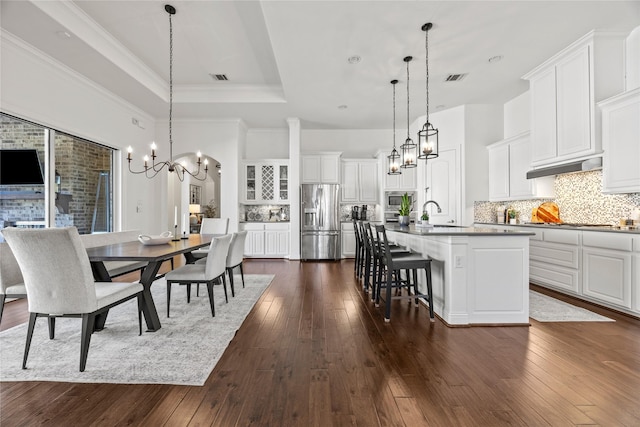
xmin=341 ymin=222 xmax=356 ymax=258
xmin=242 ymin=161 xmax=289 ymax=204
xmin=529 ymin=228 xmax=582 ymax=295
xmin=301 ymin=153 xmax=341 ymax=183
xmin=424 ymin=148 xmax=458 ymax=225
xmin=487 ymin=132 xmax=554 ymax=201
xmin=599 ymin=88 xmax=640 ymax=194
xmin=633 ymin=236 xmax=640 ymax=315
xmin=523 ymin=31 xmax=626 ymax=167
xmin=383 ymin=165 xmax=417 ymax=191
xmin=582 ymin=233 xmax=633 ymax=309
xmin=240 ymin=223 xmax=289 ymax=258
xmin=340 ymin=160 xmax=378 ymax=203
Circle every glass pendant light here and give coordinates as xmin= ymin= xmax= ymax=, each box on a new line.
xmin=400 ymin=56 xmax=417 ymax=168
xmin=418 ymin=22 xmax=439 ymax=160
xmin=387 ymin=79 xmax=401 ymax=175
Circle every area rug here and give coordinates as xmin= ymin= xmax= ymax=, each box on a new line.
xmin=0 ymin=274 xmax=273 ymax=386
xmin=529 ymin=290 xmax=614 ymax=322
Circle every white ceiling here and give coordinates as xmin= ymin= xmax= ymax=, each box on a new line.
xmin=1 ymin=0 xmax=639 ymax=129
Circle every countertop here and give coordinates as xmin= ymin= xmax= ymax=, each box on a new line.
xmin=239 ymin=220 xmax=290 ymax=223
xmin=385 ymin=224 xmax=535 ymax=237
xmin=476 ymin=222 xmax=640 ymax=234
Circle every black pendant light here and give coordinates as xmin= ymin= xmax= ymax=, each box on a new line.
xmin=417 ymin=23 xmax=439 ymax=160
xmin=400 ymin=56 xmax=417 ymax=168
xmin=126 ymin=4 xmax=208 ymax=181
xmin=387 ymin=79 xmax=401 ymax=175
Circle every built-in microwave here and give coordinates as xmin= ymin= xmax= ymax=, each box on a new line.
xmin=385 ymin=191 xmax=416 ymax=211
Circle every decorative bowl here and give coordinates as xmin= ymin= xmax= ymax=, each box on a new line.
xmin=138 ymin=231 xmax=173 ymax=245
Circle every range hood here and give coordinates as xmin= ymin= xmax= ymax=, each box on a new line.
xmin=526 ymin=157 xmax=602 ymax=179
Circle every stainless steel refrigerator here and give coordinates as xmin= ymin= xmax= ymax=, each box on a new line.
xmin=300 ymin=184 xmax=341 ymax=260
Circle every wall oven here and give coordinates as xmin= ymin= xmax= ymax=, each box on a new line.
xmin=384 ymin=191 xmax=416 ymax=211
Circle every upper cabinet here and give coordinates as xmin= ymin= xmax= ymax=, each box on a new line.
xmin=301 ymin=153 xmax=341 ymax=184
xmin=523 ymin=31 xmax=626 ymax=167
xmin=384 ymin=167 xmax=417 ymax=191
xmin=340 ymin=160 xmax=378 ymax=203
xmin=242 ymin=160 xmax=289 ymax=204
xmin=487 ymin=132 xmax=554 ymax=202
xmin=599 ymin=88 xmax=640 ymax=194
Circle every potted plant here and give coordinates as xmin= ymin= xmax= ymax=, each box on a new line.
xmin=398 ymin=192 xmax=412 ymax=226
xmin=421 ymin=211 xmax=429 ymax=223
xmin=508 ymin=209 xmax=517 ymax=224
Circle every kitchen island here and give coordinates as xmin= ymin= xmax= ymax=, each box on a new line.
xmin=385 ymin=224 xmax=534 ymax=326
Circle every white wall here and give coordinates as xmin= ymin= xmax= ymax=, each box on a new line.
xmin=301 ymin=129 xmax=392 ymax=158
xmin=504 ymin=91 xmax=530 ymax=137
xmin=245 ymin=129 xmax=289 ymax=159
xmin=1 ymin=31 xmax=162 ymax=234
xmin=626 ymin=25 xmax=640 ymax=90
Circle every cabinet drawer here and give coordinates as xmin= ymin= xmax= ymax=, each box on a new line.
xmin=530 ymin=261 xmax=580 ymax=294
xmin=582 ymin=232 xmax=633 ymax=251
xmin=241 ymin=223 xmax=265 ymax=231
xmin=530 ymin=240 xmax=579 ymax=269
xmin=542 ymin=229 xmax=580 ymax=245
xmin=264 ymin=223 xmax=290 ymax=231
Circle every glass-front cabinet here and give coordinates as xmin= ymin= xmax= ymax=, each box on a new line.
xmin=242 ymin=160 xmax=289 ymax=204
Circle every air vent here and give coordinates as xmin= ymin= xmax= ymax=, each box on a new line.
xmin=445 ymin=73 xmax=467 ymax=82
xmin=209 ymin=73 xmax=228 ymax=81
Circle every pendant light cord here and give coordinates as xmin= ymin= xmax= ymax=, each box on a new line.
xmin=168 ymin=10 xmax=174 ymax=164
xmin=425 ymin=26 xmax=429 ymax=125
xmin=406 ymin=59 xmax=410 ymax=139
xmin=392 ymin=82 xmax=396 ymax=148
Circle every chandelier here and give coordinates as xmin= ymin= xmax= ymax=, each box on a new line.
xmin=400 ymin=56 xmax=417 ymax=168
xmin=417 ymin=22 xmax=439 ymax=160
xmin=387 ymin=79 xmax=401 ymax=175
xmin=126 ymin=4 xmax=208 ymax=182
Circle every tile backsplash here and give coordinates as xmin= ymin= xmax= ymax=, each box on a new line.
xmin=475 ymin=171 xmax=640 ymax=224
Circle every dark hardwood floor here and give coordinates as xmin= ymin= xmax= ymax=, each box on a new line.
xmin=2 ymin=258 xmax=640 ymax=426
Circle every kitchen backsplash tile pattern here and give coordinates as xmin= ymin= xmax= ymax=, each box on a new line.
xmin=475 ymin=171 xmax=640 ymax=224
xmin=240 ymin=204 xmax=290 ymax=222
xmin=340 ymin=204 xmax=379 ymax=221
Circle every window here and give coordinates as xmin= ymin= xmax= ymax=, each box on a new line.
xmin=1 ymin=113 xmax=115 ymax=237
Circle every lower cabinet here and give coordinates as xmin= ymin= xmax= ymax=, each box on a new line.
xmin=341 ymin=222 xmax=356 ymax=258
xmin=240 ymin=223 xmax=290 ymax=258
xmin=480 ymin=223 xmax=640 ymax=317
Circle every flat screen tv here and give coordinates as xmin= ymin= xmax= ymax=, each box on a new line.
xmin=0 ymin=149 xmax=45 ymax=185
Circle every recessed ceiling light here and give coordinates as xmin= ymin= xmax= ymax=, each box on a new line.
xmin=338 ymin=105 xmax=348 ymax=110
xmin=488 ymin=55 xmax=503 ymax=63
xmin=56 ymin=31 xmax=72 ymax=39
xmin=347 ymin=55 xmax=361 ymax=64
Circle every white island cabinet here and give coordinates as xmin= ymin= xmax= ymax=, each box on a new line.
xmin=386 ymin=225 xmax=533 ymax=326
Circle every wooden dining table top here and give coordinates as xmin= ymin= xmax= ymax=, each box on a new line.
xmin=85 ymin=234 xmax=216 ymax=262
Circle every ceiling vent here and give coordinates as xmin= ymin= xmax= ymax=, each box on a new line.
xmin=445 ymin=73 xmax=467 ymax=82
xmin=210 ymin=73 xmax=228 ymax=81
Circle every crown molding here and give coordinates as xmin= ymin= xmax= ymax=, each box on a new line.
xmin=176 ymin=84 xmax=286 ymax=103
xmin=30 ymin=0 xmax=168 ymax=102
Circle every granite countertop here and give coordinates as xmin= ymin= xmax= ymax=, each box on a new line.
xmin=386 ymin=224 xmax=535 ymax=237
xmin=476 ymin=222 xmax=640 ymax=234
xmin=239 ymin=220 xmax=290 ymax=223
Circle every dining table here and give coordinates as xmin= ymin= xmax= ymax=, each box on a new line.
xmin=86 ymin=234 xmax=215 ymax=332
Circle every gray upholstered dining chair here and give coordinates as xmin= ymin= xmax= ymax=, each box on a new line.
xmin=0 ymin=242 xmax=27 ymax=324
xmin=225 ymin=230 xmax=248 ymax=296
xmin=190 ymin=218 xmax=229 ymax=261
xmin=165 ymin=233 xmax=232 ymax=317
xmin=1 ymin=227 xmax=144 ymax=372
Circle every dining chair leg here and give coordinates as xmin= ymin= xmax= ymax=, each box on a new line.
xmin=48 ymin=317 xmax=56 ymax=339
xmin=412 ymin=269 xmax=420 ymax=306
xmin=221 ymin=276 xmax=228 ymax=303
xmin=0 ymin=295 xmax=5 ymax=324
xmin=227 ymin=267 xmax=236 ymax=297
xmin=80 ymin=313 xmax=96 ymax=372
xmin=137 ymin=294 xmax=143 ymax=335
xmin=206 ymin=281 xmax=216 ymax=317
xmin=166 ymin=282 xmax=172 ymax=317
xmin=22 ymin=313 xmax=37 ymax=369
xmin=186 ymin=283 xmax=192 ymax=303
xmin=425 ymin=264 xmax=435 ymax=322
xmin=239 ymin=264 xmax=245 ymax=288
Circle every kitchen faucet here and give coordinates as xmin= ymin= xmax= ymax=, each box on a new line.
xmin=422 ymin=200 xmax=442 ymax=213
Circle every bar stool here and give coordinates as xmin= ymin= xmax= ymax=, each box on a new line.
xmin=363 ymin=222 xmax=410 ymax=301
xmin=374 ymin=224 xmax=435 ymax=323
xmin=353 ymin=220 xmax=365 ymax=279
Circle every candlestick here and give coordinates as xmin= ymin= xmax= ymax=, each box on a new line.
xmin=172 ymin=224 xmax=179 ymax=241
xmin=174 ymin=206 xmax=178 ymax=227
